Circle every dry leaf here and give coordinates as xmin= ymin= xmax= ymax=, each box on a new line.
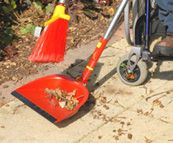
xmin=45 ymin=88 xmax=79 ymax=110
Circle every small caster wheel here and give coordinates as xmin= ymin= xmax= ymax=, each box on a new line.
xmin=117 ymin=55 xmax=148 ymax=86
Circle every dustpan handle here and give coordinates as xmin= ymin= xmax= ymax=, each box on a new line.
xmin=58 ymin=0 xmax=66 ymax=4
xmin=81 ymin=0 xmax=128 ymax=84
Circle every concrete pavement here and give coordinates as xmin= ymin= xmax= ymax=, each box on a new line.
xmin=1 ymin=38 xmax=173 ymax=143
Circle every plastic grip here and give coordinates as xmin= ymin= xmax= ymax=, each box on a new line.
xmin=44 ymin=5 xmax=70 ymax=26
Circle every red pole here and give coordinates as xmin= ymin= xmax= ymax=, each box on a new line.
xmin=81 ymin=37 xmax=108 ymax=84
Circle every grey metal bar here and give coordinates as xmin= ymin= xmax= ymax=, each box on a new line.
xmin=59 ymin=0 xmax=66 ymax=4
xmin=132 ymin=0 xmax=138 ymax=44
xmin=103 ymin=0 xmax=129 ymax=39
xmin=124 ymin=0 xmax=133 ymax=45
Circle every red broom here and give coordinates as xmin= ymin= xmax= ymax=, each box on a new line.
xmin=28 ymin=4 xmax=70 ymax=63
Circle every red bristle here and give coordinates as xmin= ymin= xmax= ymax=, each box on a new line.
xmin=28 ymin=18 xmax=68 ymax=63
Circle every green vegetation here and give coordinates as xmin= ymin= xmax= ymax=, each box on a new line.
xmin=0 ymin=0 xmax=54 ymax=48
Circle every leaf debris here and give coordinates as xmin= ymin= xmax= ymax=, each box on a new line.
xmin=45 ymin=88 xmax=79 ymax=110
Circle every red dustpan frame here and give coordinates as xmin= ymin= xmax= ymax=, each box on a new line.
xmin=11 ymin=75 xmax=89 ymax=123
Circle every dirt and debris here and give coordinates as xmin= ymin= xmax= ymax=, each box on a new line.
xmin=0 ymin=125 xmax=5 ymax=129
xmin=45 ymin=88 xmax=79 ymax=110
xmin=113 ymin=128 xmax=127 ymax=140
xmin=12 ymin=104 xmax=26 ymax=114
xmin=152 ymin=99 xmax=164 ymax=108
xmin=137 ymin=108 xmax=154 ymax=116
xmin=145 ymin=137 xmax=153 ymax=143
xmin=0 ymin=0 xmax=121 ymax=85
xmin=111 ymin=119 xmax=133 ymax=141
xmin=3 ymin=45 xmax=18 ymax=59
xmin=0 ymin=36 xmax=39 ymax=85
xmin=127 ymin=133 xmax=133 ymax=140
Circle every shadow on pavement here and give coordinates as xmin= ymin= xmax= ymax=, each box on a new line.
xmin=152 ymin=61 xmax=173 ymax=81
xmin=56 ymin=93 xmax=95 ymax=128
xmin=56 ymin=58 xmax=117 ymax=127
xmin=89 ymin=66 xmax=117 ymax=92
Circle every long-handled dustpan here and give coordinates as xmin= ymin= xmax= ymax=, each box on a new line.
xmin=11 ymin=0 xmax=128 ymax=123
xmin=12 ymin=75 xmax=89 ymax=123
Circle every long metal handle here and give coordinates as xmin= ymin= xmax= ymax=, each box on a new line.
xmin=59 ymin=0 xmax=66 ymax=4
xmin=81 ymin=0 xmax=129 ymax=84
xmin=104 ymin=0 xmax=129 ymax=39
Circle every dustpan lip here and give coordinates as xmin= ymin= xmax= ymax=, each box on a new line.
xmin=11 ymin=91 xmax=57 ymax=123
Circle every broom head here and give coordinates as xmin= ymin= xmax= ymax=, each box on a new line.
xmin=28 ymin=5 xmax=70 ymax=63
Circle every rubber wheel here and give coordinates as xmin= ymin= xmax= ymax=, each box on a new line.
xmin=117 ymin=55 xmax=148 ymax=86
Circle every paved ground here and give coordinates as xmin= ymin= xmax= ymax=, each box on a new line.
xmin=1 ymin=27 xmax=173 ymax=143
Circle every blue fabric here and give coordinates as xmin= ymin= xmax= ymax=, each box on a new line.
xmin=156 ymin=0 xmax=173 ymax=33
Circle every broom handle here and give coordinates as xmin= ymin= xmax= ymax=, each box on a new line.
xmin=59 ymin=0 xmax=66 ymax=4
xmin=81 ymin=0 xmax=129 ymax=84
